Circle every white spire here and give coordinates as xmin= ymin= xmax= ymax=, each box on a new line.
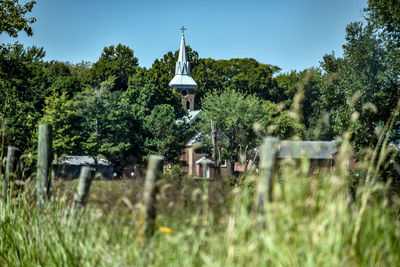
xmin=169 ymin=26 xmax=197 ymax=89
xmin=175 ymin=33 xmax=190 ymax=75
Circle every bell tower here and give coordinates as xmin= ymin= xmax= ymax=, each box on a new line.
xmin=169 ymin=26 xmax=197 ymax=111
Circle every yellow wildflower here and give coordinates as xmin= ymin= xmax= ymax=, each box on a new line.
xmin=158 ymin=226 xmax=172 ymax=233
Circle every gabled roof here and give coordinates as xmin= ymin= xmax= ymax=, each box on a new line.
xmin=277 ymin=141 xmax=338 ymax=159
xmin=186 ymin=132 xmax=204 ymax=146
xmin=176 ymin=109 xmax=202 ymax=125
xmin=195 ymin=156 xmax=215 ymax=165
xmin=54 ymin=156 xmax=114 ymax=166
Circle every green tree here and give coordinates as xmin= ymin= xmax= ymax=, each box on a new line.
xmin=192 ymin=58 xmax=281 ymax=109
xmin=42 ymin=77 xmax=135 ymax=164
xmin=122 ymin=67 xmax=187 ymax=163
xmin=0 ymin=44 xmax=50 ymax=153
xmin=44 ymin=61 xmax=91 ymax=98
xmin=143 ymin=104 xmax=185 ymax=164
xmin=366 ymin=0 xmax=400 ymax=43
xmin=321 ymin=22 xmax=399 ymax=150
xmin=276 ymin=69 xmax=324 ymax=134
xmin=91 ymin=44 xmax=138 ymax=91
xmin=365 ymin=0 xmax=400 ymax=110
xmin=75 ymin=77 xmax=132 ymax=161
xmin=199 ymin=89 xmax=304 ymax=174
xmin=125 ymin=67 xmax=185 ymax=118
xmin=41 ymin=91 xmax=85 ymax=156
xmin=0 ymin=0 xmax=36 ymax=37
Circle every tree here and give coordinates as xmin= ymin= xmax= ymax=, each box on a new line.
xmin=0 ymin=44 xmax=50 ymax=153
xmin=41 ymin=77 xmax=135 ymax=164
xmin=143 ymin=104 xmax=186 ymax=164
xmin=148 ymin=49 xmax=282 ymax=109
xmin=122 ymin=67 xmax=187 ymax=163
xmin=75 ymin=77 xmax=132 ymax=161
xmin=91 ymin=44 xmax=138 ymax=91
xmin=199 ymin=89 xmax=304 ymax=174
xmin=276 ymin=69 xmax=324 ymax=134
xmin=320 ymin=22 xmax=399 ymax=150
xmin=41 ymin=91 xmax=85 ymax=156
xmin=42 ymin=61 xmax=89 ymax=100
xmin=365 ymin=0 xmax=400 ymax=43
xmin=125 ymin=67 xmax=185 ymax=118
xmin=192 ymin=58 xmax=281 ymax=109
xmin=365 ymin=0 xmax=400 ymax=108
xmin=0 ymin=0 xmax=36 ymax=37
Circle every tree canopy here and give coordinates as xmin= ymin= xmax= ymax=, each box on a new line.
xmin=0 ymin=0 xmax=36 ymax=37
xmin=198 ymin=88 xmax=304 ymax=172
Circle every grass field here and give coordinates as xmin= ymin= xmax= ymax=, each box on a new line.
xmin=1 ymin=156 xmax=400 ymax=267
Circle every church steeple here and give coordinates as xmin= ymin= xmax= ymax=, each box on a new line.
xmin=169 ymin=26 xmax=197 ymax=111
xmin=175 ymin=27 xmax=190 ymax=75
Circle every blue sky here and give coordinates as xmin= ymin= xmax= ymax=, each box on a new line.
xmin=1 ymin=0 xmax=367 ymax=73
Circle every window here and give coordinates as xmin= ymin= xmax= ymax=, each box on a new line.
xmin=195 ymin=148 xmax=208 ymax=154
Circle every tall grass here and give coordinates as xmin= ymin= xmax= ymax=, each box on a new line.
xmin=0 ymin=148 xmax=399 ymax=266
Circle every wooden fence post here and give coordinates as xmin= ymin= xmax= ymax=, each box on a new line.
xmin=3 ymin=146 xmax=18 ymax=203
xmin=255 ymin=137 xmax=279 ymax=218
xmin=71 ymin=166 xmax=95 ymax=216
xmin=137 ymin=155 xmax=164 ymax=246
xmin=36 ymin=123 xmax=52 ymax=208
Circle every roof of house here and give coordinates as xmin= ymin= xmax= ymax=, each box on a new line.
xmin=195 ymin=156 xmax=215 ymax=165
xmin=277 ymin=141 xmax=338 ymax=159
xmin=176 ymin=109 xmax=202 ymax=125
xmin=186 ymin=132 xmax=204 ymax=146
xmin=54 ymin=156 xmax=114 ymax=166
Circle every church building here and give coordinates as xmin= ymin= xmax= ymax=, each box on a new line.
xmin=169 ymin=28 xmax=232 ymax=178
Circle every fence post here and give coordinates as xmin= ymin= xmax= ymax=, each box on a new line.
xmin=36 ymin=123 xmax=52 ymax=208
xmin=71 ymin=166 xmax=95 ymax=216
xmin=137 ymin=155 xmax=164 ymax=247
xmin=255 ymin=137 xmax=279 ymax=220
xmin=3 ymin=146 xmax=18 ymax=203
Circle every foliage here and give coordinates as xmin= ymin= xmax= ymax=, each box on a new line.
xmin=320 ymin=22 xmax=399 ymax=150
xmin=41 ymin=91 xmax=84 ymax=156
xmin=41 ymin=77 xmax=133 ymax=162
xmin=0 ymin=44 xmax=49 ymax=153
xmin=365 ymin=0 xmax=400 ymax=42
xmin=44 ymin=61 xmax=89 ymax=98
xmin=0 ymin=0 xmax=36 ymax=37
xmin=91 ymin=44 xmax=138 ymax=91
xmin=143 ymin=104 xmax=185 ymax=163
xmin=192 ymin=58 xmax=281 ymax=109
xmin=199 ymin=89 xmax=304 ymax=172
xmin=276 ymin=69 xmax=324 ymax=132
xmin=126 ymin=67 xmax=185 ymax=118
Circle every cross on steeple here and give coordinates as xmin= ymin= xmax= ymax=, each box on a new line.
xmin=180 ymin=26 xmax=186 ymax=35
